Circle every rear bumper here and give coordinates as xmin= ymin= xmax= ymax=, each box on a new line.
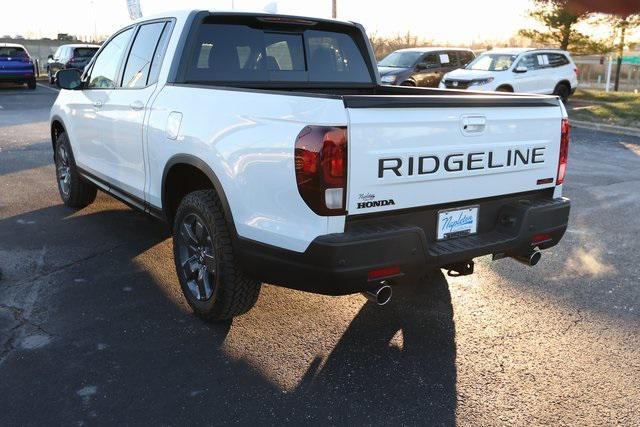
xmin=238 ymin=193 xmax=571 ymax=295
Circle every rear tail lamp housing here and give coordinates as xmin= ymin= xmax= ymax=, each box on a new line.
xmin=557 ymin=118 xmax=570 ymax=185
xmin=295 ymin=126 xmax=347 ymax=216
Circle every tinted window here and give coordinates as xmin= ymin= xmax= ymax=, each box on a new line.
xmin=122 ymin=22 xmax=165 ymax=88
xmin=548 ymin=53 xmax=570 ymax=67
xmin=379 ymin=51 xmax=422 ymax=68
xmin=0 ymin=46 xmax=27 ymax=57
xmin=73 ymin=47 xmax=98 ymax=58
xmin=89 ymin=28 xmax=133 ymax=88
xmin=422 ymin=54 xmax=439 ymax=68
xmin=459 ymin=51 xmax=475 ymax=66
xmin=186 ymin=24 xmax=371 ymax=84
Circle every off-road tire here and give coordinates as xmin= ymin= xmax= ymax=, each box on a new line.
xmin=173 ymin=190 xmax=261 ymax=321
xmin=54 ymin=132 xmax=97 ymax=208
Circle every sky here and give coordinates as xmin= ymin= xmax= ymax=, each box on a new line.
xmin=4 ymin=0 xmax=537 ymax=44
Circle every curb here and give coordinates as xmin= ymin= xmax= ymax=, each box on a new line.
xmin=571 ymin=120 xmax=640 ymax=138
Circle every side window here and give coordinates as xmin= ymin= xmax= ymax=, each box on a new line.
xmin=536 ymin=54 xmax=550 ymax=68
xmin=89 ymin=28 xmax=134 ymax=89
xmin=422 ymin=54 xmax=439 ymax=69
xmin=147 ymin=22 xmax=173 ymax=86
xmin=122 ymin=22 xmax=166 ymax=88
xmin=548 ymin=53 xmax=569 ymax=67
xmin=518 ymin=54 xmax=537 ymax=70
xmin=461 ymin=51 xmax=474 ymax=66
xmin=53 ymin=47 xmax=62 ymax=59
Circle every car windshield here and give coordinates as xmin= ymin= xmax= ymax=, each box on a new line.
xmin=466 ymin=53 xmax=515 ymax=71
xmin=0 ymin=47 xmax=27 ymax=58
xmin=73 ymin=48 xmax=98 ymax=58
xmin=378 ymin=51 xmax=422 ymax=68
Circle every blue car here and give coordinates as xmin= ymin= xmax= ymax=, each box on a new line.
xmin=0 ymin=43 xmax=36 ymax=89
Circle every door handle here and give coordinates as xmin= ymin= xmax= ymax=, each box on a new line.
xmin=93 ymin=101 xmax=103 ymax=109
xmin=130 ymin=101 xmax=144 ymax=111
xmin=461 ymin=116 xmax=487 ymax=134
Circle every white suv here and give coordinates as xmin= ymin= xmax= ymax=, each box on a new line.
xmin=440 ymin=48 xmax=578 ymax=102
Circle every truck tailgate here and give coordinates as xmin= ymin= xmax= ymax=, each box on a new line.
xmin=344 ymin=96 xmax=563 ymax=215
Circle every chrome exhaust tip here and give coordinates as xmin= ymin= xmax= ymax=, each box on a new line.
xmin=512 ymin=249 xmax=542 ymax=267
xmin=363 ymin=281 xmax=393 ymax=306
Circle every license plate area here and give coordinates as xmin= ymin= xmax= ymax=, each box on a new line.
xmin=437 ymin=205 xmax=479 ymax=240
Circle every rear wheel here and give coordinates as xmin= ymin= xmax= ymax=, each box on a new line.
xmin=54 ymin=132 xmax=97 ymax=208
xmin=27 ymin=79 xmax=36 ymax=90
xmin=496 ymin=85 xmax=513 ymax=92
xmin=553 ymin=83 xmax=571 ymax=103
xmin=400 ymin=80 xmax=416 ymax=87
xmin=173 ymin=190 xmax=261 ymax=321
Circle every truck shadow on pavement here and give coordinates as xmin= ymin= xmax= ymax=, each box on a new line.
xmin=0 ymin=203 xmax=457 ymax=425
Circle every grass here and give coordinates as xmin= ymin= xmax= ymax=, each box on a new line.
xmin=569 ymin=89 xmax=640 ymax=128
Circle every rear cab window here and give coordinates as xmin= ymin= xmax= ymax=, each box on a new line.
xmin=182 ymin=15 xmax=374 ymax=87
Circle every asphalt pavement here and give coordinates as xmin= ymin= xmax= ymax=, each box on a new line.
xmin=0 ymin=83 xmax=639 ymax=425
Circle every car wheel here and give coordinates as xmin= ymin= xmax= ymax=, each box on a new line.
xmin=173 ymin=190 xmax=261 ymax=321
xmin=554 ymin=83 xmax=571 ymax=103
xmin=27 ymin=79 xmax=36 ymax=90
xmin=54 ymin=132 xmax=97 ymax=208
xmin=48 ymin=69 xmax=55 ymax=85
xmin=496 ymin=85 xmax=513 ymax=92
xmin=400 ymin=81 xmax=416 ymax=86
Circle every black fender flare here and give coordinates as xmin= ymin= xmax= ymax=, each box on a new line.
xmin=161 ymin=154 xmax=237 ymax=237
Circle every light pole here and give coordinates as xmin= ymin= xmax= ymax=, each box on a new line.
xmin=332 ymin=0 xmax=337 ymax=18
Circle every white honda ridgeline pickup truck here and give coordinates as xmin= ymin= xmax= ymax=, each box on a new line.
xmin=51 ymin=10 xmax=571 ymax=320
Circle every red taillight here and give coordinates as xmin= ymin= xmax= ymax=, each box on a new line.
xmin=295 ymin=126 xmax=347 ymax=216
xmin=531 ymin=233 xmax=553 ymax=245
xmin=557 ymin=118 xmax=570 ymax=185
xmin=367 ymin=266 xmax=401 ymax=281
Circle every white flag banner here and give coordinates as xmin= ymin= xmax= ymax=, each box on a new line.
xmin=126 ymin=0 xmax=143 ymax=20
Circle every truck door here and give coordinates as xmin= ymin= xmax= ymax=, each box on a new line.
xmin=95 ymin=21 xmax=172 ymax=199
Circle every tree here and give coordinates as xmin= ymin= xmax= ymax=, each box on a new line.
xmin=604 ymin=14 xmax=640 ymax=91
xmin=518 ymin=0 xmax=608 ymax=54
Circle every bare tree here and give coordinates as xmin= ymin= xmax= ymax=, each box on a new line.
xmin=518 ymin=0 xmax=608 ymax=53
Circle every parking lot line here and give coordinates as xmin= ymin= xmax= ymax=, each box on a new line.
xmin=36 ymin=83 xmax=60 ymax=93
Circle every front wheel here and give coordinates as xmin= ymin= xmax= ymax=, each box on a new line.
xmin=54 ymin=132 xmax=97 ymax=208
xmin=27 ymin=79 xmax=36 ymax=90
xmin=172 ymin=190 xmax=261 ymax=321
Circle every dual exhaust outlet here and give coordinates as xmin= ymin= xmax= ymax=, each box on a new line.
xmin=362 ymin=281 xmax=393 ymax=306
xmin=362 ymin=249 xmax=542 ymax=306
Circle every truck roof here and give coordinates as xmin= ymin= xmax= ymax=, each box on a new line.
xmin=133 ymin=9 xmax=359 ymax=28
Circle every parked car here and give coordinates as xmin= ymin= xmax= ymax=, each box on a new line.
xmin=0 ymin=43 xmax=36 ymax=89
xmin=47 ymin=44 xmax=100 ymax=84
xmin=52 ymin=11 xmax=571 ymax=321
xmin=378 ymin=47 xmax=475 ymax=87
xmin=440 ymin=48 xmax=578 ymax=102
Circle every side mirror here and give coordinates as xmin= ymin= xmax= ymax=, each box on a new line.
xmin=56 ymin=69 xmax=83 ymax=90
xmin=514 ymin=65 xmax=528 ymax=73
